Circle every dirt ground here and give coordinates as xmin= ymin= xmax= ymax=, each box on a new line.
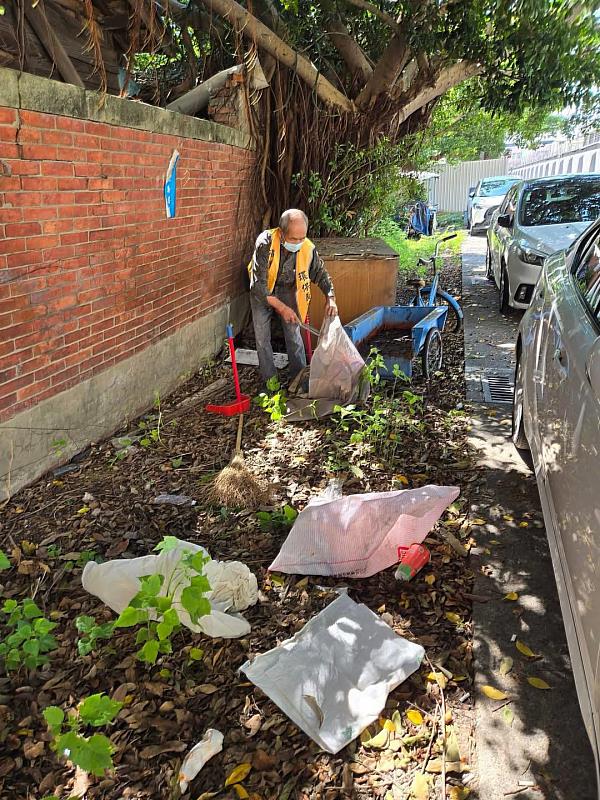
xmin=0 ymin=252 xmax=481 ymax=800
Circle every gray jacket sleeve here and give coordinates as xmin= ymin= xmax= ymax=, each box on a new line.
xmin=249 ymin=230 xmax=273 ymax=302
xmin=309 ymin=248 xmax=334 ymax=297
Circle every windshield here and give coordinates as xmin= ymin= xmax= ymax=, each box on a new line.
xmin=520 ymin=178 xmax=600 ymax=226
xmin=478 ymin=178 xmax=518 ymax=197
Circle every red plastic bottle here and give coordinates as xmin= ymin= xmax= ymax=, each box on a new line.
xmin=395 ymin=544 xmax=431 ymax=581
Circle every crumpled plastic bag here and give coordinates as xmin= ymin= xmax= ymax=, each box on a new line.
xmin=286 ymin=316 xmax=369 ymax=420
xmin=269 ymin=483 xmax=460 ymax=577
xmin=309 ymin=315 xmax=368 ymax=403
xmin=179 ymin=729 xmax=224 ymax=793
xmin=82 ymin=538 xmax=258 ymax=638
xmin=241 ymin=593 xmax=424 ymax=753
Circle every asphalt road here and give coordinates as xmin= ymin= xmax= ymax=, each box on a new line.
xmin=462 ymin=235 xmax=597 ymax=800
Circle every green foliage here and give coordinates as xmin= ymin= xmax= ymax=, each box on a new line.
xmin=138 ymin=392 xmax=163 ymax=447
xmin=75 ymin=615 xmax=115 ymax=657
xmin=256 ymin=504 xmax=298 ymax=531
xmin=254 ymin=376 xmax=288 ymax=421
xmin=374 ymin=221 xmax=466 ymax=277
xmin=0 ymin=598 xmax=57 ymax=672
xmin=0 ymin=550 xmax=10 ymax=570
xmin=44 ymin=694 xmax=122 ymax=777
xmin=113 ymin=538 xmax=211 ymax=665
xmin=50 ymin=438 xmax=67 ymax=457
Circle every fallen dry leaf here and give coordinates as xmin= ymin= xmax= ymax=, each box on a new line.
xmin=225 ymin=763 xmax=252 ymax=786
xmin=516 ymin=640 xmax=539 ymax=659
xmin=411 ymin=772 xmax=430 ymax=799
xmin=481 ymin=685 xmax=508 ymax=700
xmin=527 ymin=677 xmax=551 ymax=690
xmin=406 ymin=710 xmax=423 ymax=726
xmin=499 ymin=657 xmax=513 ymax=676
xmin=503 ymin=592 xmax=519 ymax=601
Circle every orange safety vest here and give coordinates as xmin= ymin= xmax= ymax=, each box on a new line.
xmin=248 ymin=227 xmax=314 ymax=323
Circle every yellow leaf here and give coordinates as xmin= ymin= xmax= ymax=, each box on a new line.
xmin=197 ymin=684 xmax=219 ymax=694
xmin=452 ymin=674 xmax=468 ymax=682
xmin=234 ymin=786 xmax=250 ymax=799
xmin=391 ymin=709 xmax=403 ymax=733
xmin=503 ymin=592 xmax=519 ymax=601
xmin=406 ymin=710 xmax=423 ymax=726
xmin=382 ymin=719 xmax=396 ymax=732
xmin=499 ymin=657 xmax=513 ymax=676
xmin=361 ymin=728 xmax=389 ymax=749
xmin=270 ymin=573 xmax=284 ymax=586
xmin=527 ymin=677 xmax=551 ymax=690
xmin=424 ymin=574 xmax=435 ymax=585
xmin=449 ymin=788 xmax=471 ymax=800
xmin=471 ymin=518 xmax=486 ymax=526
xmin=519 ymin=521 xmax=529 ymax=528
xmin=411 ymin=772 xmax=430 ymax=800
xmin=489 ymin=539 xmax=501 ymax=545
xmin=427 ymin=672 xmax=448 ymax=689
xmin=481 ymin=685 xmax=508 ymax=700
xmin=225 ymin=763 xmax=252 ymax=786
xmin=395 ymin=474 xmax=409 ymax=486
xmin=516 ymin=640 xmax=538 ymax=658
xmin=503 ymin=514 xmax=514 ymax=522
xmin=295 ymin=577 xmax=308 ymax=589
xmin=445 ymin=612 xmax=461 ymax=624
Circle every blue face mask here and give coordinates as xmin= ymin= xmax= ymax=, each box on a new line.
xmin=283 ymin=239 xmax=304 ymax=253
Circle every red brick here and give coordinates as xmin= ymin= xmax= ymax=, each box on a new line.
xmin=0 ymin=108 xmax=17 ymax=125
xmin=5 ymin=222 xmax=42 ymax=238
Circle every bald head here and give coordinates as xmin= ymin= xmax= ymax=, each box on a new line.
xmin=279 ymin=209 xmax=308 ymax=243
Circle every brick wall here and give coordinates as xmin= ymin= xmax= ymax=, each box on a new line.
xmin=0 ymin=96 xmax=254 ymax=423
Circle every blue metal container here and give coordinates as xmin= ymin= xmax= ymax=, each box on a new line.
xmin=344 ymin=305 xmax=448 ymax=378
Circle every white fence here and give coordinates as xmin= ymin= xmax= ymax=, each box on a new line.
xmin=430 ymin=134 xmax=600 ymax=213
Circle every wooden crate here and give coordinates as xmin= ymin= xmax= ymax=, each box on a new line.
xmin=308 ymin=238 xmax=398 ymax=331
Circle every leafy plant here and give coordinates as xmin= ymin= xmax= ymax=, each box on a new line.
xmin=75 ymin=615 xmax=115 ymax=656
xmin=50 ymin=437 xmax=67 ymax=457
xmin=46 ymin=544 xmax=62 ymax=560
xmin=254 ymin=376 xmax=287 ymax=421
xmin=0 ymin=598 xmax=58 ymax=671
xmin=256 ymin=504 xmax=298 ymax=531
xmin=113 ymin=537 xmax=211 ymax=665
xmin=138 ymin=392 xmax=163 ymax=447
xmin=44 ymin=694 xmax=122 ymax=777
xmin=0 ymin=550 xmax=9 ymax=570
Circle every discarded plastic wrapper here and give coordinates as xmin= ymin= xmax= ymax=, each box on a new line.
xmin=395 ymin=544 xmax=431 ymax=581
xmin=241 ymin=593 xmax=424 ymax=753
xmin=269 ymin=483 xmax=459 ymax=577
xmin=179 ymin=729 xmax=224 ymax=793
xmin=82 ymin=538 xmax=258 ymax=639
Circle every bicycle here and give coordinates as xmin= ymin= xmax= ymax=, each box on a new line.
xmin=407 ymin=233 xmax=464 ymax=333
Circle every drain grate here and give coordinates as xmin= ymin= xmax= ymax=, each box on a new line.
xmin=481 ymin=373 xmax=513 ymax=404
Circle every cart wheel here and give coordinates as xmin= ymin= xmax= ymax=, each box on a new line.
xmin=422 ymin=328 xmax=443 ymax=379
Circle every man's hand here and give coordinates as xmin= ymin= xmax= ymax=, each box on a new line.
xmin=325 ymin=297 xmax=338 ymax=317
xmin=279 ymin=304 xmax=301 ymax=325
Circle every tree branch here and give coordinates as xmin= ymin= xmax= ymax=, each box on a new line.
xmin=397 ymin=61 xmax=481 ymax=124
xmin=24 ymin=0 xmax=84 ymax=88
xmin=340 ymin=0 xmax=402 ymax=34
xmin=199 ymin=0 xmax=354 ymax=112
xmin=355 ymin=32 xmax=410 ymax=110
xmin=327 ymin=17 xmax=372 ymax=83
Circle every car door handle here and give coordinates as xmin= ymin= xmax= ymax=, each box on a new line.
xmin=554 ymin=347 xmax=565 ymax=364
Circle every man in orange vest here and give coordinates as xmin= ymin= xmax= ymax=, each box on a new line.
xmin=248 ymin=209 xmax=337 ymax=383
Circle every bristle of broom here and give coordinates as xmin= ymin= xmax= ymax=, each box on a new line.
xmin=205 ymin=453 xmax=270 ymax=509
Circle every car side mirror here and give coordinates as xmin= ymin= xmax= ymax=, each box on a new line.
xmin=469 ymin=188 xmax=476 ymax=198
xmin=497 ymin=213 xmax=513 ymax=228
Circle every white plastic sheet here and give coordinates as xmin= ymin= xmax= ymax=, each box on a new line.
xmin=308 ymin=315 xmax=367 ymax=403
xmin=241 ymin=593 xmax=424 ymax=753
xmin=82 ymin=538 xmax=258 ymax=638
xmin=269 ymin=484 xmax=460 ymax=577
xmin=179 ymin=729 xmax=224 ymax=793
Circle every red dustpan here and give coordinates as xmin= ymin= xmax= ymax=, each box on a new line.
xmin=206 ymin=324 xmax=250 ymax=416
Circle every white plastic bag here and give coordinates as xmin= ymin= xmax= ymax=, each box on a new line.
xmin=269 ymin=484 xmax=460 ymax=577
xmin=241 ymin=593 xmax=424 ymax=753
xmin=179 ymin=729 xmax=224 ymax=793
xmin=309 ymin=315 xmax=367 ymax=403
xmin=82 ymin=538 xmax=258 ymax=638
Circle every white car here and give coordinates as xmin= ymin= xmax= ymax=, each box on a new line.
xmin=487 ymin=174 xmax=600 ymax=312
xmin=467 ymin=175 xmax=520 ymax=234
xmin=512 ymin=216 xmax=600 ymax=792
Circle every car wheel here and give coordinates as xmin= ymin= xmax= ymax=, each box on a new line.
xmin=499 ymin=263 xmax=510 ymax=314
xmin=486 ymin=246 xmax=494 ymax=281
xmin=512 ymin=355 xmax=529 ymax=450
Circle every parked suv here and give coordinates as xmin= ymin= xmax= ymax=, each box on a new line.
xmin=512 ymin=216 xmax=600 ymax=792
xmin=467 ymin=176 xmax=520 ymax=234
xmin=487 ymin=174 xmax=600 ymax=312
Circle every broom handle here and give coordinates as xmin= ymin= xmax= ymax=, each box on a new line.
xmin=226 ymin=324 xmax=243 ymax=404
xmin=235 ymin=413 xmax=244 ymax=454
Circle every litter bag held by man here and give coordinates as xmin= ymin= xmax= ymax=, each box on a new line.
xmin=308 ymin=315 xmax=367 ymax=403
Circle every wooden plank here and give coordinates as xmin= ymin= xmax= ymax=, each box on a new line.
xmin=24 ymin=0 xmax=85 ymax=87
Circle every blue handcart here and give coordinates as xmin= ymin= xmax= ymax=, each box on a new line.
xmin=344 ymin=304 xmax=448 ymax=380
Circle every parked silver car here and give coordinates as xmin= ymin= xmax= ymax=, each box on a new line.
xmin=487 ymin=174 xmax=600 ymax=312
xmin=467 ymin=175 xmax=520 ymax=234
xmin=512 ymin=216 xmax=600 ymax=787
